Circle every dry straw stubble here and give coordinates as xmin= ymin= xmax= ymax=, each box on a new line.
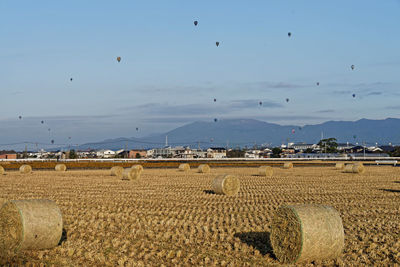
xmin=178 ymin=163 xmax=190 ymax=172
xmin=258 ymin=166 xmax=273 ymax=177
xmin=283 ymin=162 xmax=293 ymax=169
xmin=19 ymin=165 xmax=32 ymax=174
xmin=0 ymin=199 xmax=63 ymax=257
xmin=197 ymin=164 xmax=211 ymax=173
xmin=122 ymin=168 xmax=141 ymax=181
xmin=55 ymin=164 xmax=67 ymax=172
xmin=212 ymin=174 xmax=240 ymax=196
xmin=0 ymin=166 xmax=4 ymax=175
xmin=271 ymin=204 xmax=344 ymax=264
xmin=110 ymin=166 xmax=124 ymax=177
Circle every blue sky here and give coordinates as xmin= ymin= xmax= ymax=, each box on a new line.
xmin=1 ymin=0 xmax=400 ymax=148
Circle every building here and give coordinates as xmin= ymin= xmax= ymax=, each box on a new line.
xmin=152 ymin=147 xmax=173 ymax=158
xmin=96 ymin=149 xmax=116 ymax=158
xmin=0 ymin=150 xmax=17 ymax=159
xmin=207 ymin=147 xmax=226 ymax=158
xmin=129 ymin=150 xmax=147 ymax=158
xmin=290 ymin=143 xmax=319 ymax=151
xmin=172 ymin=147 xmax=194 ymax=159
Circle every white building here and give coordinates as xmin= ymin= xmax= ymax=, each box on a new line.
xmin=96 ymin=149 xmax=116 ymax=158
xmin=207 ymin=147 xmax=226 ymax=158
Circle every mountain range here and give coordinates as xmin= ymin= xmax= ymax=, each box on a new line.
xmin=70 ymin=118 xmax=400 ymax=150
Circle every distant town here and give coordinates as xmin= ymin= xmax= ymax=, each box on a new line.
xmin=1 ymin=138 xmax=399 ymax=160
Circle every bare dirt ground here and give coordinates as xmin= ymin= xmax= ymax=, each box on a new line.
xmin=0 ymin=166 xmax=399 ymax=266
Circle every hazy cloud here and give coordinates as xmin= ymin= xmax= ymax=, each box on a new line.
xmin=317 ymin=109 xmax=336 ymax=113
xmin=124 ymin=99 xmax=282 ymax=116
xmin=365 ymin=91 xmax=382 ymax=96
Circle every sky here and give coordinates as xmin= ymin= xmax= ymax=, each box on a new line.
xmin=1 ymin=0 xmax=400 ymax=149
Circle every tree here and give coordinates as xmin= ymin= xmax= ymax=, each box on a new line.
xmin=271 ymin=147 xmax=282 ymax=158
xmin=388 ymin=146 xmax=400 ymax=157
xmin=227 ymin=149 xmax=245 ymax=158
xmin=304 ymin=148 xmax=313 ymax=153
xmin=135 ymin=153 xmax=141 ymax=159
xmin=69 ymin=149 xmax=77 ymax=159
xmin=317 ymin=138 xmax=338 ymax=153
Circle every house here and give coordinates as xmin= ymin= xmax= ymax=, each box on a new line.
xmin=0 ymin=150 xmax=17 ymax=159
xmin=96 ymin=149 xmax=116 ymax=158
xmin=290 ymin=143 xmax=319 ymax=152
xmin=245 ymin=149 xmax=262 ymax=158
xmin=207 ymin=147 xmax=226 ymax=158
xmin=192 ymin=149 xmax=207 ymax=158
xmin=152 ymin=147 xmax=173 ymax=158
xmin=337 ymin=143 xmax=355 ymax=151
xmin=129 ymin=150 xmax=147 ymax=158
xmin=172 ymin=147 xmax=193 ymax=159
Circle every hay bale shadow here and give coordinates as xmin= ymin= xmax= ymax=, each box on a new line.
xmin=380 ymin=189 xmax=400 ymax=193
xmin=203 ymin=190 xmax=215 ymax=195
xmin=394 ymin=181 xmax=400 ymax=184
xmin=58 ymin=228 xmax=67 ymax=245
xmin=234 ymin=231 xmax=274 ymax=257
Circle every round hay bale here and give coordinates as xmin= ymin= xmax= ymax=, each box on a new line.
xmin=197 ymin=164 xmax=210 ymax=173
xmin=0 ymin=166 xmax=4 ymax=175
xmin=283 ymin=162 xmax=293 ymax=169
xmin=0 ymin=199 xmax=63 ymax=253
xmin=353 ymin=162 xmax=365 ymax=174
xmin=122 ymin=168 xmax=141 ymax=181
xmin=131 ymin=164 xmax=144 ymax=173
xmin=334 ymin=162 xmax=344 ymax=170
xmin=258 ymin=166 xmax=273 ymax=177
xmin=19 ymin=165 xmax=32 ymax=174
xmin=110 ymin=166 xmax=124 ymax=177
xmin=342 ymin=163 xmax=364 ymax=174
xmin=212 ymin=174 xmax=240 ymax=196
xmin=342 ymin=164 xmax=354 ymax=173
xmin=55 ymin=164 xmax=67 ymax=172
xmin=178 ymin=163 xmax=190 ymax=172
xmin=271 ymin=204 xmax=344 ymax=264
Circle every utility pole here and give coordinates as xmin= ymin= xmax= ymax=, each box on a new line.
xmin=363 ymin=141 xmax=366 ymax=160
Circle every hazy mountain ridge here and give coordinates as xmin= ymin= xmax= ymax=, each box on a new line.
xmin=70 ymin=118 xmax=400 ymax=150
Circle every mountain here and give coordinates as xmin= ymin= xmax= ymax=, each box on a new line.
xmin=69 ymin=118 xmax=400 ymax=150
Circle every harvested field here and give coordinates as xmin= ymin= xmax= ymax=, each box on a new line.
xmin=0 ymin=166 xmax=399 ymax=266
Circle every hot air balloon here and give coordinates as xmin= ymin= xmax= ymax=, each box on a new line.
xmin=353 ymin=135 xmax=357 ymax=139
xmin=352 ymin=94 xmax=356 ymax=98
xmin=291 ymin=129 xmax=295 ymax=134
xmin=136 ymin=127 xmax=139 ymax=131
xmin=117 ymin=57 xmax=121 ymax=62
xmin=68 ymin=137 xmax=71 ymax=140
xmin=316 ymin=82 xmax=320 ymax=86
xmin=259 ymin=101 xmax=262 ymax=106
xmin=298 ymin=127 xmax=302 ymax=130
xmin=194 ymin=20 xmax=198 ymax=26
xmin=41 ymin=120 xmax=44 ymax=124
xmin=18 ymin=116 xmax=22 ymax=120
xmin=351 ymin=65 xmax=355 ymax=70
xmin=286 ymin=98 xmax=289 ymax=103
xmin=70 ymin=78 xmax=73 ymax=81
xmin=51 ymin=140 xmax=54 ymax=144
xmin=214 ymin=118 xmax=218 ymax=122
xmin=288 ymin=32 xmax=292 ymax=37
xmin=210 ymin=138 xmax=214 ymax=142
xmin=215 ymin=42 xmax=220 ymax=47
xmin=214 ymin=98 xmax=216 ymax=102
